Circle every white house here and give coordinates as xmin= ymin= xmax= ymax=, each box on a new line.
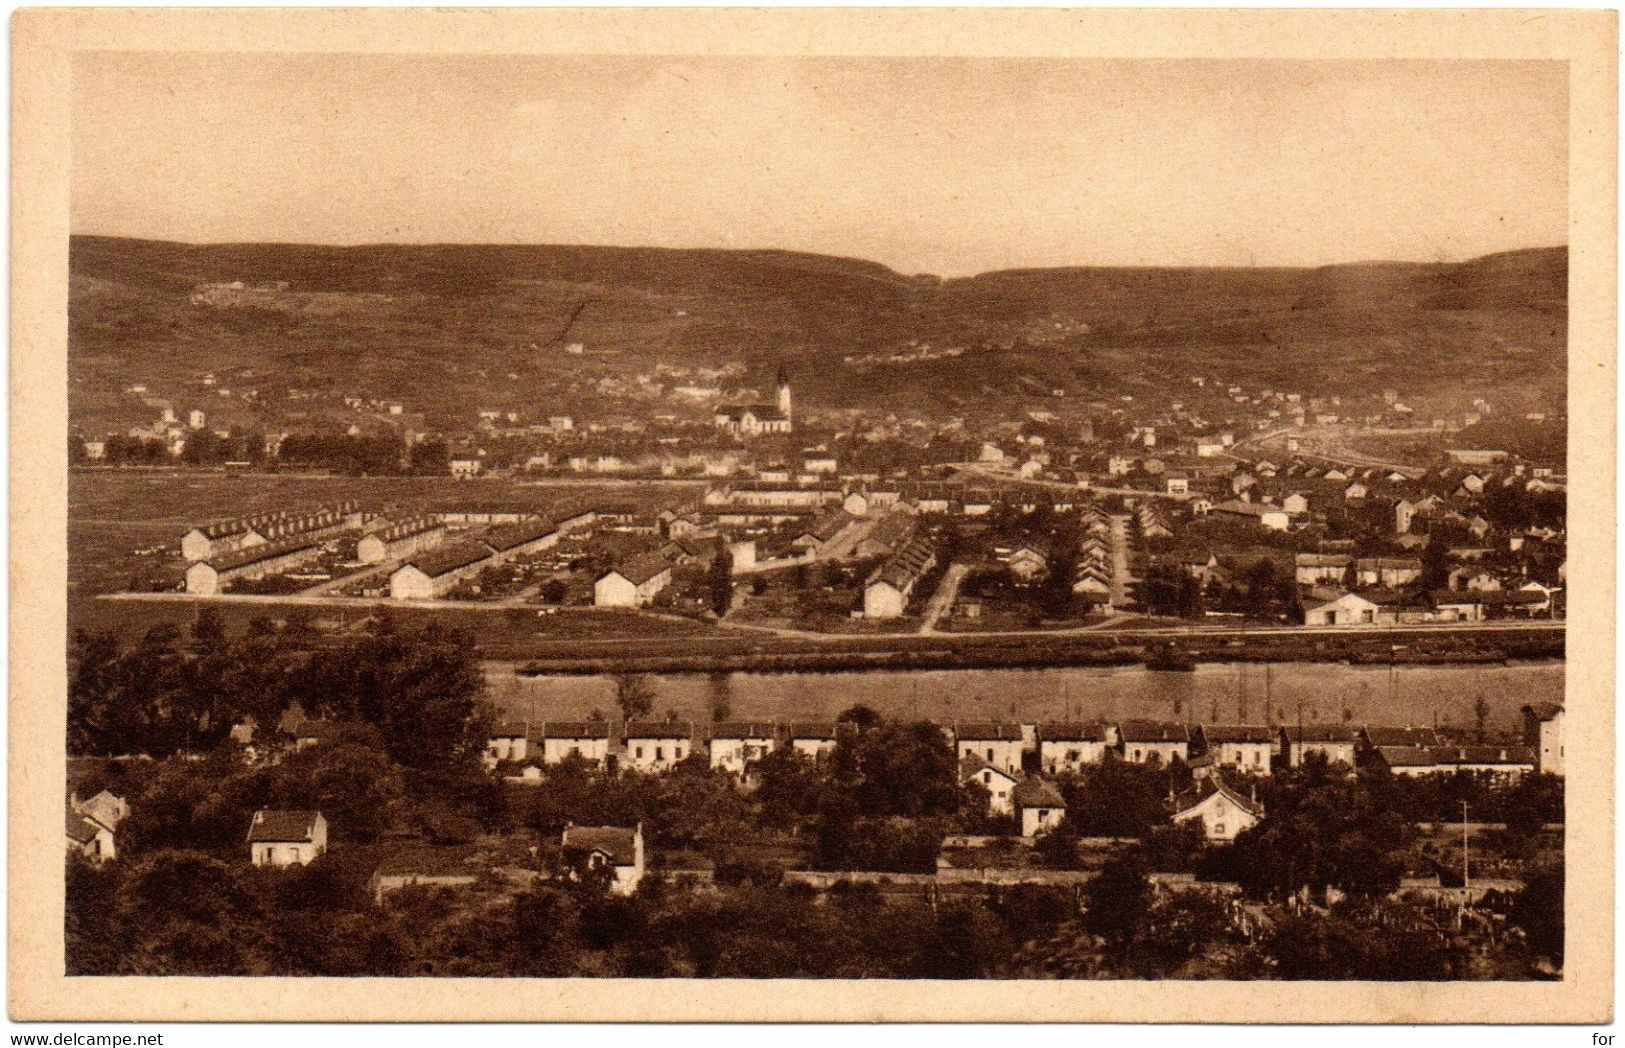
xmin=1279 ymin=726 xmax=1358 ymax=769
xmin=1038 ymin=723 xmax=1114 ymax=774
xmin=624 ymin=721 xmax=694 ymax=772
xmin=1198 ymin=725 xmax=1276 ymax=775
xmin=1304 ymin=591 xmax=1381 ymax=626
xmin=562 ymin=823 xmax=645 ymax=896
xmin=1172 ymin=780 xmax=1264 ymax=842
xmin=1522 ymin=703 xmax=1564 ymax=776
xmin=594 ymin=553 xmax=674 ymax=608
xmin=540 ymin=721 xmax=614 ymax=766
xmin=389 ymin=541 xmax=493 ymax=599
xmin=247 ymin=809 xmax=328 ymax=867
xmin=708 ymin=721 xmax=777 ymax=775
xmin=1118 ymin=721 xmax=1190 ymax=765
xmin=960 ymin=756 xmax=1020 ymax=816
xmin=953 ymin=723 xmax=1024 ymax=775
xmin=1013 ymin=778 xmax=1067 ymax=837
xmin=786 ymin=722 xmax=840 ymax=760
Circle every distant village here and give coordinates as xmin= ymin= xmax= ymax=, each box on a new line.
xmin=81 ymin=363 xmax=1567 ymax=635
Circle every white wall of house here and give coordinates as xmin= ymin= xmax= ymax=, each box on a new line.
xmin=863 ymin=580 xmax=907 ymax=619
xmin=625 ymin=737 xmax=691 ymax=772
xmin=710 ymin=737 xmax=776 ymax=775
xmin=1039 ymin=740 xmax=1109 ymax=774
xmin=1021 ymin=805 xmax=1066 ymax=838
xmin=543 ymin=737 xmax=610 ymax=765
xmin=957 ymin=739 xmax=1023 ymax=775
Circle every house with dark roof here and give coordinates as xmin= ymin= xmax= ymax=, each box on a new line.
xmin=708 ymin=721 xmax=778 ymax=775
xmin=66 ymin=808 xmax=117 ymax=864
xmin=1038 ymin=722 xmax=1114 ymax=774
xmin=1117 ymin=721 xmax=1191 ymax=765
xmin=389 ymin=540 xmax=494 ymax=599
xmin=1012 ymin=778 xmax=1067 ymax=837
xmin=959 ymin=754 xmax=1020 ymax=816
xmin=562 ymin=823 xmax=645 ymax=895
xmin=863 ymin=536 xmax=938 ymax=619
xmin=291 ymin=718 xmax=338 ymax=752
xmin=624 ymin=721 xmax=694 ymax=772
xmin=1278 ymin=725 xmax=1358 ymax=769
xmin=786 ymin=722 xmax=840 ymax=760
xmin=538 ymin=721 xmax=613 ymax=766
xmin=246 ymin=809 xmax=328 ymax=867
xmin=593 ymin=552 xmax=674 ymax=608
xmin=185 ymin=536 xmax=322 ymax=596
xmin=953 ymin=723 xmax=1024 ymax=775
xmin=1171 ymin=779 xmax=1264 ymax=841
xmin=1196 ymin=725 xmax=1276 ymax=776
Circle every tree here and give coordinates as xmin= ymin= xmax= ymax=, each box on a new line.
xmin=707 ymin=544 xmax=735 ymax=617
xmin=613 ymin=673 xmax=657 ymax=723
xmin=1080 ymin=848 xmax=1151 ymax=944
xmin=1473 ymin=695 xmax=1492 ymax=743
xmin=1510 ymin=865 xmax=1564 ymax=967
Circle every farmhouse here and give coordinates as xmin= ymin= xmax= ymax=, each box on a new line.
xmin=247 ymin=809 xmax=328 ymax=867
xmin=388 ymin=541 xmax=494 ymax=599
xmin=1294 ymin=553 xmax=1352 ymax=586
xmin=185 ymin=537 xmax=321 ymax=596
xmin=594 ymin=552 xmax=674 ymax=608
xmin=67 ymin=809 xmax=117 ymax=864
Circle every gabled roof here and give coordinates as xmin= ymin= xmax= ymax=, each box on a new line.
xmin=246 ymin=809 xmax=322 ymax=843
xmin=958 ymin=754 xmax=1018 ymax=783
xmin=489 ymin=719 xmax=528 ymax=739
xmin=1040 ymin=721 xmax=1110 ymax=743
xmin=66 ymin=811 xmax=103 ymax=844
xmin=1118 ymin=720 xmax=1191 ymax=744
xmin=562 ymin=825 xmax=638 ymax=866
xmin=481 ymin=518 xmax=557 ymax=553
xmin=1011 ymin=778 xmax=1066 ymax=809
xmin=1363 ymin=726 xmax=1442 ymax=749
xmin=541 ymin=720 xmax=612 ymax=740
xmin=604 ymin=551 xmax=673 ymax=587
xmin=1280 ymin=725 xmax=1357 ymax=744
xmin=625 ymin=720 xmax=693 ymax=740
xmin=786 ymin=721 xmax=839 ymax=741
xmin=404 ymin=541 xmax=492 ymax=579
xmin=1432 ymin=745 xmax=1536 ymax=766
xmin=204 ymin=536 xmax=320 ymax=573
xmin=1374 ymin=745 xmax=1441 ymax=769
xmin=954 ymin=722 xmax=1023 ymax=742
xmin=1174 ymin=778 xmax=1265 ymax=819
xmin=709 ymin=721 xmax=777 ymax=740
xmin=1200 ymin=725 xmax=1275 ymax=744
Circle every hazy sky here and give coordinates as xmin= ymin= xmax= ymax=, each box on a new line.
xmin=72 ymin=54 xmax=1567 ymax=275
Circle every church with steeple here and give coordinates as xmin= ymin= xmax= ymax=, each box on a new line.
xmin=714 ymin=366 xmax=793 ymax=436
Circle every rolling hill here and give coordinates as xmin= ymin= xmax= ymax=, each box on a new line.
xmin=69 ymin=235 xmax=1567 ymax=428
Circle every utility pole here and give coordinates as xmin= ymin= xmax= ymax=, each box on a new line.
xmin=1461 ymin=800 xmax=1471 ymax=903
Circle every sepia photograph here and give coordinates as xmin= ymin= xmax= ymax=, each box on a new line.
xmin=9 ymin=6 xmax=1616 ymax=1026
